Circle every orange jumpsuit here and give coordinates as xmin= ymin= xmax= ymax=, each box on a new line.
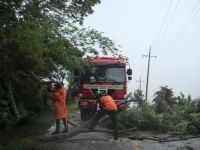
xmin=89 ymin=95 xmax=118 ymax=140
xmin=99 ymin=95 xmax=117 ymax=111
xmin=48 ymin=87 xmax=68 ymax=119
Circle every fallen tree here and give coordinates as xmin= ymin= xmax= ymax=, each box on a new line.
xmin=41 ymin=94 xmax=134 ymax=142
xmin=128 ymin=134 xmax=200 ymax=143
xmin=23 ymin=94 xmax=134 ymax=149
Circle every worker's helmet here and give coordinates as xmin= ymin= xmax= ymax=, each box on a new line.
xmin=95 ymin=91 xmax=102 ymax=99
xmin=54 ymin=82 xmax=63 ymax=88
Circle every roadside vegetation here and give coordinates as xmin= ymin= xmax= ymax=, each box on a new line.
xmin=0 ymin=1 xmax=120 ymax=149
xmin=0 ymin=98 xmax=79 ymax=150
xmin=0 ymin=0 xmax=121 ymax=130
xmin=118 ymin=86 xmax=200 ymax=135
xmin=0 ymin=0 xmax=119 ymax=137
xmin=67 ymin=98 xmax=79 ymax=113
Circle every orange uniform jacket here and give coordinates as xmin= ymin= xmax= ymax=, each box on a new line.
xmin=48 ymin=87 xmax=68 ymax=119
xmin=99 ymin=95 xmax=117 ymax=111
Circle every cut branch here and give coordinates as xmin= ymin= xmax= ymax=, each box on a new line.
xmin=128 ymin=135 xmax=200 ymax=143
xmin=29 ymin=71 xmax=59 ymax=84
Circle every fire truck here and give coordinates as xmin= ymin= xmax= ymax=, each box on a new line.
xmin=76 ymin=56 xmax=132 ymax=120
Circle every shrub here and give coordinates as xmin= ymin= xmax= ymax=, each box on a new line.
xmin=188 ymin=113 xmax=200 ymax=134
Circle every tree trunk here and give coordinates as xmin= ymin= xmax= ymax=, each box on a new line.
xmin=6 ymin=80 xmax=20 ymax=119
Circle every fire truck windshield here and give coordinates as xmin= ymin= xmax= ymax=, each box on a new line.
xmin=81 ymin=66 xmax=125 ymax=83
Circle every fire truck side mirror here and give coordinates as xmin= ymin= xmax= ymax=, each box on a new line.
xmin=128 ymin=76 xmax=132 ymax=80
xmin=127 ymin=69 xmax=132 ymax=75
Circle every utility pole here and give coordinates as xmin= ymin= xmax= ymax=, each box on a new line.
xmin=142 ymin=46 xmax=157 ymax=100
xmin=136 ymin=76 xmax=144 ymax=91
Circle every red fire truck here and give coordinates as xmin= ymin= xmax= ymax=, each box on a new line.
xmin=77 ymin=56 xmax=132 ymax=120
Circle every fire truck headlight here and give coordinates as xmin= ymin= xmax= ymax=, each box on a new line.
xmin=79 ymin=94 xmax=82 ymax=97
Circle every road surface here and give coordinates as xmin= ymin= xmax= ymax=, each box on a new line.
xmin=31 ymin=111 xmax=200 ymax=150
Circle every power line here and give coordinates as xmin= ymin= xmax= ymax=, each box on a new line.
xmin=155 ymin=0 xmax=181 ymax=51
xmin=158 ymin=0 xmax=200 ymax=60
xmin=152 ymin=0 xmax=173 ymax=49
xmin=142 ymin=46 xmax=157 ymax=100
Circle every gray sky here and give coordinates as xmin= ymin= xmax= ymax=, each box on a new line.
xmin=83 ymin=0 xmax=200 ymax=100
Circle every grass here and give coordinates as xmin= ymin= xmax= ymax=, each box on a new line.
xmin=1 ymin=136 xmax=32 ymax=150
xmin=67 ymin=100 xmax=79 ymax=113
xmin=0 ymin=110 xmax=55 ymax=150
xmin=0 ymin=101 xmax=79 ymax=150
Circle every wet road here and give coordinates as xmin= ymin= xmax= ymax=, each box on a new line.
xmin=37 ymin=111 xmax=200 ymax=150
xmin=38 ymin=133 xmax=135 ymax=150
xmin=37 ymin=133 xmax=200 ymax=150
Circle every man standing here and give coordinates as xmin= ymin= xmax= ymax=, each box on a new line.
xmin=88 ymin=90 xmax=118 ymax=140
xmin=48 ymin=82 xmax=68 ymax=134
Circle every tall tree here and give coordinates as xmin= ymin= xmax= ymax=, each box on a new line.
xmin=0 ymin=0 xmax=121 ymax=120
xmin=153 ymin=86 xmax=176 ymax=113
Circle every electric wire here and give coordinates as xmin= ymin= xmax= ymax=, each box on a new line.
xmin=169 ymin=0 xmax=200 ymax=48
xmin=159 ymin=0 xmax=200 ymax=61
xmin=151 ymin=0 xmax=173 ymax=50
xmin=155 ymin=0 xmax=181 ymax=54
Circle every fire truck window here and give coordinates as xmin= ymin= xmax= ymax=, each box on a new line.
xmin=90 ymin=67 xmax=95 ymax=75
xmin=81 ymin=69 xmax=91 ymax=82
xmin=95 ymin=68 xmax=106 ymax=81
xmin=106 ymin=68 xmax=125 ymax=82
xmin=81 ymin=67 xmax=125 ymax=82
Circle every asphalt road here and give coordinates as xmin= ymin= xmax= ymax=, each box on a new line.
xmin=34 ymin=111 xmax=200 ymax=150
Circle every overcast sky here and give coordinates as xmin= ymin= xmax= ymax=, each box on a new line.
xmin=83 ymin=0 xmax=200 ymax=100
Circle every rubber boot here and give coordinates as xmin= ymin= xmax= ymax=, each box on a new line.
xmin=62 ymin=118 xmax=68 ymax=133
xmin=52 ymin=119 xmax=60 ymax=134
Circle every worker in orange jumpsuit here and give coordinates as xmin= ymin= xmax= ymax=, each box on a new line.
xmin=88 ymin=90 xmax=118 ymax=140
xmin=48 ymin=82 xmax=68 ymax=134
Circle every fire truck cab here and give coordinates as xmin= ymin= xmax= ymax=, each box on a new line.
xmin=77 ymin=56 xmax=132 ymax=120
